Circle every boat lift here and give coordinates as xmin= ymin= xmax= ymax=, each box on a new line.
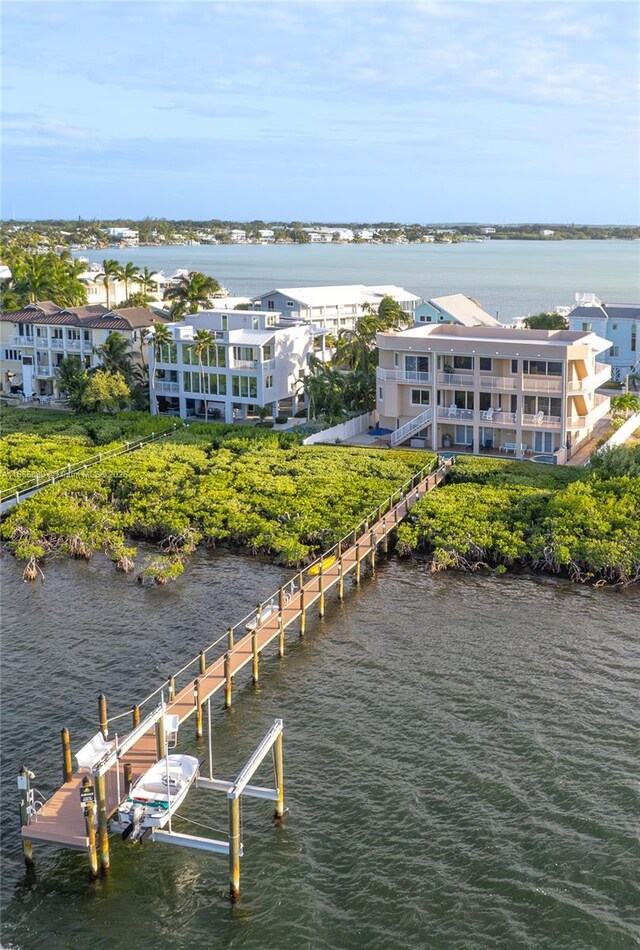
xmin=141 ymin=708 xmax=284 ymax=901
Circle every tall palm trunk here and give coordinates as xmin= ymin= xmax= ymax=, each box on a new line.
xmin=199 ymin=356 xmax=208 ymax=422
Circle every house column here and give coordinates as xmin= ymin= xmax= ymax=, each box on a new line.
xmin=224 ymin=401 xmax=234 ymax=424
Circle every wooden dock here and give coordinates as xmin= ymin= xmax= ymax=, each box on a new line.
xmin=20 ymin=457 xmax=453 ymax=865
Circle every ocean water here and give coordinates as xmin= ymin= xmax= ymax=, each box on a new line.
xmin=74 ymin=239 xmax=640 ymax=322
xmin=1 ymin=551 xmax=638 ymax=949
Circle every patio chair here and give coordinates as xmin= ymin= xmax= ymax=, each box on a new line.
xmin=448 ymin=404 xmax=458 ymax=418
xmin=534 ymin=411 xmax=544 ymax=424
xmin=481 ymin=407 xmax=494 ymax=422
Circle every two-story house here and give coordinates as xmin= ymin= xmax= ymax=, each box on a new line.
xmin=251 ymin=285 xmax=420 ymax=333
xmin=0 ymin=301 xmax=167 ymax=400
xmin=376 ymin=324 xmax=612 ymax=463
xmin=567 ymin=293 xmax=639 ymax=382
xmin=149 ymin=309 xmax=327 ymax=423
xmin=415 ymin=294 xmax=500 ymax=327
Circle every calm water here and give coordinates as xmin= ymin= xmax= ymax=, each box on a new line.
xmin=75 ymin=240 xmax=640 ymax=321
xmin=1 ymin=551 xmax=639 ymax=950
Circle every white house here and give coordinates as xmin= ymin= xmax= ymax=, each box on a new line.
xmin=567 ymin=293 xmax=640 ymax=381
xmin=376 ymin=323 xmax=611 ymax=463
xmin=251 ymin=284 xmax=420 ymax=332
xmin=149 ymin=309 xmax=326 ymax=423
xmin=415 ymin=294 xmax=500 ymax=328
xmin=105 ymin=227 xmax=139 ymax=245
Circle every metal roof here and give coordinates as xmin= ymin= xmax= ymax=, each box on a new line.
xmin=1 ymin=302 xmax=168 ymax=331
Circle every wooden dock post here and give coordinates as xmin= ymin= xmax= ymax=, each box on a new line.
xmin=252 ymin=630 xmax=259 ymax=684
xmin=17 ymin=767 xmax=34 ymax=868
xmin=132 ymin=704 xmax=140 ymax=728
xmin=124 ymin=763 xmax=133 ymax=795
xmin=199 ymin=650 xmax=206 ymax=674
xmin=319 ymin=558 xmax=325 ymax=618
xmin=355 ymin=541 xmax=361 ymax=586
xmin=156 ymin=711 xmax=166 ymax=757
xmin=98 ymin=694 xmax=108 ymax=739
xmin=81 ymin=776 xmax=98 ymax=878
xmin=381 ymin=528 xmax=389 ymax=555
xmin=194 ymin=679 xmax=203 ymax=738
xmin=94 ymin=772 xmax=110 ymax=872
xmin=278 ymin=587 xmax=285 ymax=657
xmin=61 ymin=727 xmax=73 ymax=783
xmin=227 ymin=626 xmax=234 ymax=650
xmin=228 ymin=797 xmax=241 ymax=902
xmin=338 ymin=558 xmax=344 ymax=601
xmin=224 ymin=652 xmax=232 ymax=708
xmin=168 ymin=676 xmax=176 ymax=701
xmin=370 ymin=528 xmax=377 ymax=573
xmin=299 ymin=586 xmax=306 ymax=637
xmin=273 ymin=731 xmax=285 ymax=821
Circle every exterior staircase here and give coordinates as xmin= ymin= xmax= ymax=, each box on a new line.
xmin=390 ymin=407 xmax=432 ymax=447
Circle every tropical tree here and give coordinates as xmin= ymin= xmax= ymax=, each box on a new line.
xmin=82 ymin=370 xmax=131 ymax=413
xmin=100 ymin=258 xmax=121 ymax=310
xmin=93 ymin=331 xmax=134 ymax=384
xmin=297 ymin=356 xmax=347 ymax=424
xmin=611 ymin=392 xmax=640 ymax=429
xmin=137 ymin=267 xmax=159 ymax=305
xmin=164 ymin=271 xmax=223 ymax=319
xmin=55 ymin=354 xmax=89 ymax=411
xmin=523 ymin=312 xmax=568 ymax=330
xmin=119 ymin=261 xmax=141 ymax=302
xmin=149 ymin=321 xmax=172 ymax=414
xmin=190 ymin=328 xmax=215 ymax=422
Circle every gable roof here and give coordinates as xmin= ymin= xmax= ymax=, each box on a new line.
xmin=428 ymin=294 xmax=500 ymax=327
xmin=254 ymin=284 xmax=420 ymax=308
xmin=0 ymin=302 xmax=169 ymax=331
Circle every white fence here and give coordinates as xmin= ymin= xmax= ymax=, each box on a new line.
xmin=302 ymin=412 xmax=375 ymax=445
xmin=594 ymin=412 xmax=640 ymax=455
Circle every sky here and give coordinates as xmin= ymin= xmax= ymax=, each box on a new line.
xmin=1 ymin=0 xmax=638 ymax=223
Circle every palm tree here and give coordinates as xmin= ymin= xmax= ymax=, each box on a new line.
xmin=149 ymin=321 xmax=172 ymax=414
xmin=100 ymin=259 xmax=121 ymax=310
xmin=190 ymin=328 xmax=215 ymax=421
xmin=297 ymin=356 xmax=347 ymax=424
xmin=93 ymin=331 xmax=134 ymax=384
xmin=164 ymin=271 xmax=223 ymax=319
xmin=120 ymin=261 xmax=141 ymax=302
xmin=137 ymin=266 xmax=159 ymax=305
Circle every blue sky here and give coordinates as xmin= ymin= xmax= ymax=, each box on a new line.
xmin=2 ymin=1 xmax=638 ymax=223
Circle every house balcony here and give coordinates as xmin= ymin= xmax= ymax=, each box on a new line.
xmin=262 ymin=358 xmax=276 ymax=372
xmin=438 ymin=372 xmax=474 ymax=387
xmin=155 ymin=380 xmax=180 ymax=394
xmin=65 ymin=339 xmax=82 ymax=350
xmin=377 ymin=367 xmax=432 ymax=384
xmin=10 ymin=336 xmax=34 ymax=347
xmin=233 ymin=359 xmax=258 ymax=370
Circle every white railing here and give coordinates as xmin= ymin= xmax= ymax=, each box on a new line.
xmin=262 ymin=359 xmax=276 ymax=372
xmin=302 ymin=412 xmax=375 ymax=445
xmin=155 ymin=381 xmax=180 ymax=394
xmin=479 ymin=376 xmax=518 ymax=391
xmin=11 ymin=336 xmax=33 ymax=347
xmin=233 ymin=360 xmax=258 ymax=370
xmin=522 ymin=413 xmax=561 ymax=428
xmin=437 ymin=406 xmax=474 ymax=421
xmin=390 ymin=407 xmax=432 ymax=447
xmin=377 ymin=368 xmax=431 ymax=384
xmin=594 ymin=411 xmax=640 ymax=454
xmin=437 ymin=372 xmax=474 ymax=387
xmin=522 ymin=376 xmax=562 ymax=393
xmin=65 ymin=339 xmax=82 ymax=350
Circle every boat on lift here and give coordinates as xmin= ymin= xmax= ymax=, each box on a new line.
xmin=112 ymin=754 xmax=199 ymax=841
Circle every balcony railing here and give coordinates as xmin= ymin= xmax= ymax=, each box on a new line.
xmin=522 ymin=376 xmax=562 ymax=393
xmin=378 ymin=367 xmax=431 ymax=384
xmin=155 ymin=380 xmax=180 ymax=394
xmin=233 ymin=359 xmax=258 ymax=370
xmin=11 ymin=335 xmax=34 ymax=347
xmin=437 ymin=406 xmax=474 ymax=420
xmin=262 ymin=359 xmax=276 ymax=372
xmin=438 ymin=372 xmax=474 ymax=387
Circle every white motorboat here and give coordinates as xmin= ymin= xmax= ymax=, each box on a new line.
xmin=114 ymin=754 xmax=199 ymax=841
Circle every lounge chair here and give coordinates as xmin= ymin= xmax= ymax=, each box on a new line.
xmin=75 ymin=732 xmax=115 ymax=772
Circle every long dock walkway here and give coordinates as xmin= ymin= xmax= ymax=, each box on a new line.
xmin=20 ymin=457 xmax=453 ymax=858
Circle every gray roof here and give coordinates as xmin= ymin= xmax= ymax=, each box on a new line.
xmin=569 ymin=303 xmax=640 ymax=321
xmin=1 ymin=302 xmax=169 ymax=331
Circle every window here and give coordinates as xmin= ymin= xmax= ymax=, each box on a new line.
xmin=632 ymin=327 xmax=637 ymax=352
xmin=611 ymin=323 xmax=618 ymax=331
xmin=67 ymin=329 xmax=80 ymax=341
xmin=267 ymin=300 xmax=275 ymax=310
xmin=4 ymin=349 xmax=20 ymax=361
xmin=222 ymin=315 xmax=228 ymax=330
xmin=511 ymin=359 xmax=518 ymax=374
xmin=158 ymin=342 xmax=177 ymax=363
xmin=454 ymin=425 xmax=473 ymax=446
xmin=394 ymin=353 xmax=399 ymax=367
xmin=52 ymin=328 xmax=63 ymax=340
xmin=610 ymin=346 xmax=619 ymax=357
xmin=378 ymin=387 xmax=383 ymax=400
xmin=479 ymin=357 xmax=492 ymax=371
xmin=524 ymin=396 xmax=561 ymax=417
xmin=453 ymin=355 xmax=473 ymax=370
xmin=263 ymin=344 xmax=273 ymax=361
xmin=17 ymin=323 xmax=34 ymax=338
xmin=523 ymin=360 xmax=562 ymax=376
xmin=252 ymin=317 xmax=259 ymax=329
xmin=265 ymin=375 xmax=274 ymax=389
xmin=582 ymin=322 xmax=592 ymax=332
xmin=405 ymin=355 xmax=430 ymax=376
xmin=206 ymin=374 xmax=227 ymax=396
xmin=479 ymin=392 xmax=492 ymax=411
xmin=36 ymin=327 xmax=47 ymax=338
xmin=454 ymin=390 xmax=474 ymax=410
xmin=286 ymin=301 xmax=294 ymax=307
xmin=233 ymin=346 xmax=256 ymax=364
xmin=182 ymin=344 xmax=193 ymax=365
xmin=83 ymin=330 xmax=92 ymax=343
xmin=231 ymin=376 xmax=258 ymax=398
xmin=411 ymin=389 xmax=430 ymax=405
xmin=534 ymin=432 xmax=554 ymax=453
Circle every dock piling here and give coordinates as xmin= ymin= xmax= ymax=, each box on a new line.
xmin=224 ymin=652 xmax=233 ymax=708
xmin=199 ymin=650 xmax=206 ymax=675
xmin=227 ymin=626 xmax=234 ymax=650
xmin=319 ymin=559 xmax=325 ymax=618
xmin=98 ymin=694 xmax=108 ymax=739
xmin=81 ymin=776 xmax=98 ymax=877
xmin=338 ymin=558 xmax=344 ymax=601
xmin=132 ymin=704 xmax=140 ymax=728
xmin=168 ymin=676 xmax=176 ymax=701
xmin=369 ymin=529 xmax=376 ymax=573
xmin=17 ymin=767 xmax=34 ymax=868
xmin=278 ymin=587 xmax=285 ymax=657
xmin=300 ymin=587 xmax=306 ymax=637
xmin=273 ymin=731 xmax=285 ymax=821
xmin=124 ymin=763 xmax=133 ymax=795
xmin=61 ymin=727 xmax=73 ymax=783
xmin=194 ymin=679 xmax=203 ymax=738
xmin=94 ymin=772 xmax=110 ymax=872
xmin=252 ymin=631 xmax=259 ymax=684
xmin=355 ymin=541 xmax=361 ymax=585
xmin=228 ymin=797 xmax=241 ymax=901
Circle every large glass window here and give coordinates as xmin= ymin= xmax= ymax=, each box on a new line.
xmin=524 ymin=396 xmax=561 ymax=416
xmin=232 ymin=376 xmax=258 ymax=398
xmin=158 ymin=342 xmax=177 ymax=363
xmin=405 ymin=355 xmax=430 ymax=376
xmin=523 ymin=360 xmax=562 ymax=376
xmin=454 ymin=390 xmax=474 ymax=409
xmin=479 ymin=392 xmax=492 ymax=411
xmin=453 ymin=355 xmax=473 ymax=370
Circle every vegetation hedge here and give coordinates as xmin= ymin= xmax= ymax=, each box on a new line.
xmin=397 ymin=453 xmax=640 ymax=586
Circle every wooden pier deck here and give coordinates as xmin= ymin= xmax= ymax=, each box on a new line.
xmin=21 ymin=457 xmax=452 ymax=856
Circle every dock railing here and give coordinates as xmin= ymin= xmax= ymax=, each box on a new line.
xmin=107 ymin=454 xmax=448 ymax=724
xmin=0 ymin=425 xmax=182 ymax=506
